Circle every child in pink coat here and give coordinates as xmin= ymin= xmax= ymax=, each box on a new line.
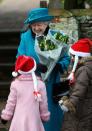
xmin=1 ymin=55 xmax=50 ymax=131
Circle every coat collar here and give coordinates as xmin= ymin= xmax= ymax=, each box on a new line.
xmin=17 ymin=74 xmax=33 ymax=81
xmin=17 ymin=74 xmax=42 ymax=81
xmin=79 ymin=56 xmax=92 ymax=65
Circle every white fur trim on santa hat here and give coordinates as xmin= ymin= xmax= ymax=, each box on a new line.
xmin=69 ymin=47 xmax=91 ymax=57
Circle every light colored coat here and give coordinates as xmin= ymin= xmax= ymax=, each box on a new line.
xmin=1 ymin=74 xmax=50 ymax=131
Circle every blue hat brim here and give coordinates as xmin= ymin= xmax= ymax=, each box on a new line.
xmin=24 ymin=15 xmax=54 ymax=24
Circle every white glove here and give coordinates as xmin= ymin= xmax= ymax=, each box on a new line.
xmin=59 ymin=104 xmax=69 ymax=112
xmin=59 ymin=100 xmax=69 ymax=112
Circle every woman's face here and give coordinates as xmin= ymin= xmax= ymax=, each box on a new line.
xmin=30 ymin=22 xmax=48 ymax=36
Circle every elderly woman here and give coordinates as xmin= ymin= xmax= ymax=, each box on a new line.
xmin=16 ymin=8 xmax=70 ymax=131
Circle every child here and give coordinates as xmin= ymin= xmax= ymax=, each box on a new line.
xmin=59 ymin=38 xmax=92 ymax=131
xmin=1 ymin=55 xmax=50 ymax=131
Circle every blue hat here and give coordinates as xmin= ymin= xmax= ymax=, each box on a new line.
xmin=24 ymin=8 xmax=54 ymax=24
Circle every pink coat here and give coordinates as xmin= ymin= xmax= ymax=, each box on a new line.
xmin=1 ymin=74 xmax=50 ymax=131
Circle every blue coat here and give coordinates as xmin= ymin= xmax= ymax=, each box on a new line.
xmin=17 ymin=29 xmax=70 ymax=131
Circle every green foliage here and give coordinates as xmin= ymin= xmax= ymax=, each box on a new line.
xmin=54 ymin=32 xmax=69 ymax=43
xmin=37 ymin=36 xmax=57 ymax=51
xmin=37 ymin=32 xmax=69 ymax=51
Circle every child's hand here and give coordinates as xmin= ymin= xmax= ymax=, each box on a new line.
xmin=59 ymin=99 xmax=69 ymax=112
xmin=59 ymin=98 xmax=76 ymax=113
xmin=63 ymin=99 xmax=76 ymax=113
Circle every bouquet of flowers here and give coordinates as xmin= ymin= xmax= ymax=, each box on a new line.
xmin=35 ymin=29 xmax=69 ymax=81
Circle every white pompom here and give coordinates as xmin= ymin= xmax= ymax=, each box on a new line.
xmin=12 ymin=71 xmax=18 ymax=77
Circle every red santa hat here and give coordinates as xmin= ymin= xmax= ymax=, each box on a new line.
xmin=68 ymin=38 xmax=92 ymax=83
xmin=69 ymin=38 xmax=92 ymax=57
xmin=12 ymin=55 xmax=41 ymax=101
xmin=12 ymin=55 xmax=36 ymax=76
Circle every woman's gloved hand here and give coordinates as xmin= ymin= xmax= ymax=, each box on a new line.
xmin=54 ymin=63 xmax=63 ymax=73
xmin=36 ymin=64 xmax=47 ymax=73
